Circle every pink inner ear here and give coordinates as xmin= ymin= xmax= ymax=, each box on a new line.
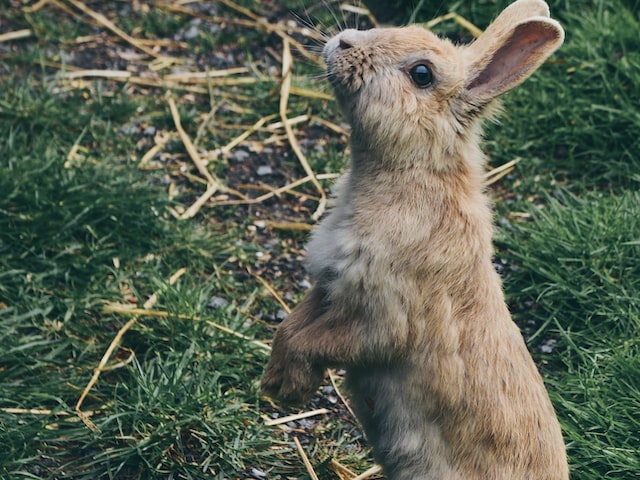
xmin=468 ymin=21 xmax=561 ymax=94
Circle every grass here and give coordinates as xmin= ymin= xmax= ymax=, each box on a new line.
xmin=1 ymin=0 xmax=639 ymax=479
xmin=497 ymin=191 xmax=640 ymax=477
xmin=0 ymin=73 xmax=272 ymax=477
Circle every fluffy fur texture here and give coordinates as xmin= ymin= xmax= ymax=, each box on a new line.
xmin=261 ymin=1 xmax=568 ymax=478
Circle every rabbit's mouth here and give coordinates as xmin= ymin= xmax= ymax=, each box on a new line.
xmin=323 ymin=29 xmax=374 ymax=98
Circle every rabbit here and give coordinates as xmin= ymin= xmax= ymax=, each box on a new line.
xmin=261 ymin=0 xmax=568 ymax=478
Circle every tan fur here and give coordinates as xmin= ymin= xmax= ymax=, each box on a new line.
xmin=261 ymin=0 xmax=568 ymax=478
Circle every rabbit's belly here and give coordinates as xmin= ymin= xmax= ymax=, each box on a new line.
xmin=346 ymin=367 xmax=463 ymax=480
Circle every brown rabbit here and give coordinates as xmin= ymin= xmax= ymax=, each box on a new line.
xmin=261 ymin=0 xmax=568 ymax=478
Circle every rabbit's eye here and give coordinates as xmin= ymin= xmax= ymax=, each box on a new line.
xmin=409 ymin=64 xmax=433 ymax=88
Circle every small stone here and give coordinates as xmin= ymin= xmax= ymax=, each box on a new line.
xmin=298 ymin=419 xmax=314 ymax=429
xmin=256 ymin=165 xmax=273 ymax=176
xmin=263 ymin=239 xmax=278 ymax=250
xmin=209 ymin=297 xmax=228 ymax=308
xmin=249 ymin=468 xmax=267 ymax=479
xmin=539 ymin=339 xmax=556 ymax=354
xmin=119 ymin=124 xmax=138 ymax=135
xmin=59 ymin=50 xmax=74 ymax=63
xmin=143 ymin=126 xmax=156 ymax=136
xmin=183 ymin=25 xmax=199 ymax=39
xmin=230 ymin=149 xmax=250 ymax=161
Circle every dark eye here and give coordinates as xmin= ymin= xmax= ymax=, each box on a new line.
xmin=409 ymin=64 xmax=433 ymax=88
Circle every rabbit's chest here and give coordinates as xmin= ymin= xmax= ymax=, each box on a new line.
xmin=306 ymin=192 xmax=431 ymax=282
xmin=305 ymin=205 xmax=405 ymax=288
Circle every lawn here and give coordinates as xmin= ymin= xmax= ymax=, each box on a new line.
xmin=0 ymin=0 xmax=638 ymax=478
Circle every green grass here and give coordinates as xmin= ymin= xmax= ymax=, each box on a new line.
xmin=497 ymin=192 xmax=640 ymax=477
xmin=1 ymin=0 xmax=639 ymax=479
xmin=0 ymin=73 xmax=273 ymax=477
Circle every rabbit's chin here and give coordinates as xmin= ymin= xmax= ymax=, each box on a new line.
xmin=331 ymin=89 xmax=358 ymax=122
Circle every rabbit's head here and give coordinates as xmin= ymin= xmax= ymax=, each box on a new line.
xmin=323 ymin=0 xmax=564 ymax=171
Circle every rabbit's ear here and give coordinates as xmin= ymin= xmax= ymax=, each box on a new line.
xmin=473 ymin=0 xmax=552 ymax=45
xmin=465 ymin=0 xmax=551 ymax=63
xmin=464 ymin=3 xmax=563 ymax=102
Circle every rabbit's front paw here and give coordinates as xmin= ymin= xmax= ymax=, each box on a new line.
xmin=275 ymin=357 xmax=324 ymax=406
xmin=261 ymin=349 xmax=288 ymax=399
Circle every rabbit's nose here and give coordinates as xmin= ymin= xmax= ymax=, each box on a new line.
xmin=339 ymin=38 xmax=353 ymax=49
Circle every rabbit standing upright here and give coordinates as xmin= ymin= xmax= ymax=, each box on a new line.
xmin=262 ymin=0 xmax=568 ymax=478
